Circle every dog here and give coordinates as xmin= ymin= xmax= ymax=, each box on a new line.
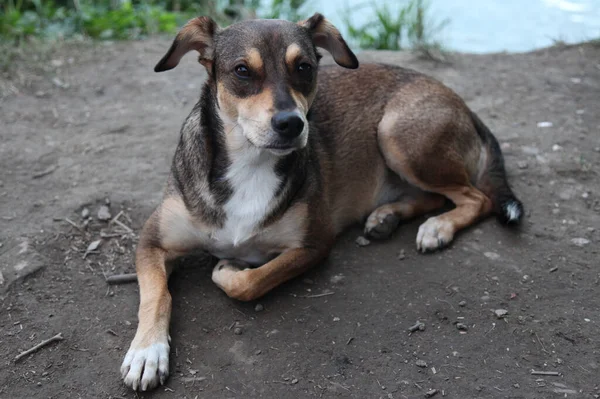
xmin=119 ymin=13 xmax=523 ymax=390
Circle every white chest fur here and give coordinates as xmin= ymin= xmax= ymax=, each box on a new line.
xmin=212 ymin=148 xmax=281 ymax=249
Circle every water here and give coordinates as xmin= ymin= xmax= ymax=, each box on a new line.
xmin=316 ymin=0 xmax=600 ymax=53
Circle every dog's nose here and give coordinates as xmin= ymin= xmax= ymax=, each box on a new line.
xmin=271 ymin=112 xmax=304 ymax=139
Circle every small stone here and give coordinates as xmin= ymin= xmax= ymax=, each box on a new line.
xmin=397 ymin=249 xmax=406 ymax=260
xmin=491 ymin=276 xmax=499 ymax=281
xmin=537 ymin=121 xmax=553 ymax=128
xmin=255 ymin=349 xmax=262 ymax=355
xmin=494 ymin=309 xmax=508 ymax=319
xmin=415 ymin=360 xmax=427 ymax=368
xmin=458 ymin=300 xmax=467 ymax=307
xmin=517 ymin=160 xmax=528 ymax=169
xmin=41 ymin=372 xmax=48 ymax=377
xmin=97 ymin=205 xmax=111 ymax=221
xmin=552 ymin=144 xmax=562 ymax=151
xmin=484 ymin=252 xmax=500 ymax=260
xmin=456 ymin=323 xmax=468 ymax=331
xmin=355 ymin=236 xmax=370 ymax=247
xmin=425 ymin=389 xmax=439 ymax=398
xmin=35 ymin=91 xmax=48 ymax=98
xmin=571 ymin=237 xmax=590 ymax=247
xmin=481 ymin=295 xmax=490 ymax=301
xmin=81 ymin=207 xmax=90 ymax=218
xmin=37 ymin=382 xmax=42 ymax=387
xmin=234 ymin=327 xmax=243 ymax=335
xmin=291 ymin=378 xmax=299 ymax=384
xmin=333 ymin=317 xmax=340 ymax=322
xmin=105 ymin=197 xmax=111 ymax=205
xmin=513 ymin=383 xmax=520 ymax=388
xmin=254 ymin=303 xmax=264 ymax=312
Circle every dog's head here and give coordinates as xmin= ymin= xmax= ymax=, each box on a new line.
xmin=155 ymin=14 xmax=358 ymax=155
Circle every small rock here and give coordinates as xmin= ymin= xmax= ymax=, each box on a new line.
xmin=355 ymin=236 xmax=370 ymax=247
xmin=333 ymin=317 xmax=340 ymax=322
xmin=234 ymin=327 xmax=243 ymax=335
xmin=415 ymin=360 xmax=427 ymax=368
xmin=552 ymin=144 xmax=562 ymax=152
xmin=37 ymin=382 xmax=42 ymax=387
xmin=105 ymin=197 xmax=111 ymax=205
xmin=456 ymin=323 xmax=468 ymax=331
xmin=494 ymin=309 xmax=508 ymax=319
xmin=513 ymin=383 xmax=520 ymax=388
xmin=570 ymin=77 xmax=581 ymax=84
xmin=481 ymin=295 xmax=490 ymax=301
xmin=458 ymin=300 xmax=467 ymax=307
xmin=517 ymin=161 xmax=528 ymax=169
xmin=571 ymin=237 xmax=590 ymax=247
xmin=425 ymin=389 xmax=439 ymax=398
xmin=484 ymin=252 xmax=500 ymax=260
xmin=35 ymin=91 xmax=48 ymax=98
xmin=254 ymin=303 xmax=264 ymax=312
xmin=81 ymin=207 xmax=90 ymax=219
xmin=97 ymin=205 xmax=111 ymax=221
xmin=86 ymin=239 xmax=102 ymax=253
xmin=537 ymin=121 xmax=553 ymax=128
xmin=51 ymin=59 xmax=64 ymax=67
xmin=255 ymin=349 xmax=262 ymax=355
xmin=291 ymin=378 xmax=299 ymax=384
xmin=575 ymin=109 xmax=585 ymax=115
xmin=397 ymin=249 xmax=406 ymax=260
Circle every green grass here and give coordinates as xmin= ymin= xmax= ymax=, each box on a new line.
xmin=342 ymin=0 xmax=449 ymax=52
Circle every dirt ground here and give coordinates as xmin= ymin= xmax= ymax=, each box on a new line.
xmin=0 ymin=39 xmax=599 ymax=399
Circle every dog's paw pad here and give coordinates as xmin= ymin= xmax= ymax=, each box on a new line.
xmin=364 ymin=210 xmax=400 ymax=240
xmin=121 ymin=342 xmax=169 ymax=391
xmin=416 ymin=217 xmax=454 ymax=252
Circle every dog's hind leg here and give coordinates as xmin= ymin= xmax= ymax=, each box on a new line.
xmin=376 ymin=85 xmax=493 ymax=252
xmin=364 ymin=193 xmax=445 ymax=240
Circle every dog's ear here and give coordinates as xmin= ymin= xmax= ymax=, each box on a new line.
xmin=154 ymin=16 xmax=220 ymax=72
xmin=299 ymin=13 xmax=358 ymax=69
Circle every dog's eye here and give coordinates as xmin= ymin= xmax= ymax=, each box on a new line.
xmin=234 ymin=65 xmax=250 ymax=78
xmin=297 ymin=63 xmax=312 ymax=75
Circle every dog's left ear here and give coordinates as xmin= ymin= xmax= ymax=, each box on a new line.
xmin=154 ymin=16 xmax=220 ymax=72
xmin=299 ymin=13 xmax=358 ymax=69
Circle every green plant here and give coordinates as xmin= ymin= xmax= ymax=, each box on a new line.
xmin=262 ymin=0 xmax=308 ymax=21
xmin=343 ymin=0 xmax=448 ymax=51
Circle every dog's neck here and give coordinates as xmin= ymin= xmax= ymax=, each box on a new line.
xmin=173 ymin=81 xmax=309 ymax=232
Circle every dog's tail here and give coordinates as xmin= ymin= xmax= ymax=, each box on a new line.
xmin=471 ymin=111 xmax=524 ymax=225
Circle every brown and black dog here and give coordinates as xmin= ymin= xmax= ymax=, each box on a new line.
xmin=120 ymin=14 xmax=523 ymax=390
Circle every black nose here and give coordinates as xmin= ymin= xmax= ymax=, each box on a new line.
xmin=271 ymin=112 xmax=304 ymax=139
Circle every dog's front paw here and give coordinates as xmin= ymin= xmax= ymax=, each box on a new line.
xmin=364 ymin=207 xmax=401 ymax=240
xmin=121 ymin=340 xmax=169 ymax=391
xmin=212 ymin=259 xmax=255 ymax=301
xmin=416 ymin=216 xmax=454 ymax=252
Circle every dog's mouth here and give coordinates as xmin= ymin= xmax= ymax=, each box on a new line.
xmin=263 ymin=144 xmax=297 ymax=156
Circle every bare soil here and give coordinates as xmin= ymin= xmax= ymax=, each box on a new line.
xmin=1 ymin=40 xmax=599 ymax=399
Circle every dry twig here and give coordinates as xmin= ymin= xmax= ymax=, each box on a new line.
xmin=15 ymin=333 xmax=64 ymax=361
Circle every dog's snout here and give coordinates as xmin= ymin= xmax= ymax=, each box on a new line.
xmin=271 ymin=112 xmax=304 ymax=139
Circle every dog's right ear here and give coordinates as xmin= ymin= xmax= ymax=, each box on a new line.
xmin=154 ymin=16 xmax=220 ymax=72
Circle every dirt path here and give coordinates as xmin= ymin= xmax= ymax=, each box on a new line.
xmin=1 ymin=40 xmax=599 ymax=398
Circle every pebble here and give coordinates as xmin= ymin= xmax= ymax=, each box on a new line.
xmin=456 ymin=323 xmax=468 ymax=331
xmin=291 ymin=378 xmax=299 ymax=384
xmin=415 ymin=360 xmax=428 ymax=368
xmin=397 ymin=249 xmax=406 ymax=260
xmin=425 ymin=389 xmax=439 ymax=398
xmin=97 ymin=205 xmax=111 ymax=221
xmin=255 ymin=349 xmax=262 ymax=355
xmin=517 ymin=160 xmax=528 ymax=169
xmin=494 ymin=309 xmax=508 ymax=319
xmin=254 ymin=304 xmax=264 ymax=312
xmin=571 ymin=237 xmax=590 ymax=247
xmin=537 ymin=121 xmax=553 ymax=128
xmin=81 ymin=207 xmax=90 ymax=218
xmin=458 ymin=300 xmax=467 ymax=307
xmin=552 ymin=144 xmax=563 ymax=152
xmin=234 ymin=327 xmax=243 ymax=335
xmin=484 ymin=252 xmax=500 ymax=260
xmin=355 ymin=236 xmax=371 ymax=247
xmin=37 ymin=382 xmax=42 ymax=387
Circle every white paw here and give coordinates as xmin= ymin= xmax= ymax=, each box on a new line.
xmin=416 ymin=217 xmax=454 ymax=252
xmin=121 ymin=341 xmax=169 ymax=391
xmin=211 ymin=259 xmax=249 ymax=290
